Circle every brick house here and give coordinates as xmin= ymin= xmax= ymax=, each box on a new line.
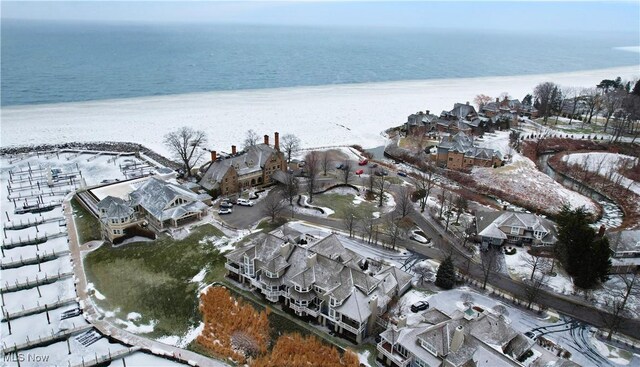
xmin=199 ymin=132 xmax=286 ymax=195
xmin=435 ymin=132 xmax=503 ymax=170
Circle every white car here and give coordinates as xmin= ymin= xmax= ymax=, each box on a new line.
xmin=410 ymin=230 xmax=431 ymax=245
xmin=218 ymin=208 xmax=233 ymax=215
xmin=236 ymin=198 xmax=255 ymax=207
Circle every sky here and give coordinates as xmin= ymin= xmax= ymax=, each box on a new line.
xmin=1 ymin=1 xmax=639 ymax=34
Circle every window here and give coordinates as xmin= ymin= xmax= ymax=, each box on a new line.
xmin=414 ymin=358 xmax=431 ymax=367
xmin=121 ymin=218 xmax=126 ymax=223
xmin=420 ymin=339 xmax=437 ymax=356
xmin=510 ymin=227 xmax=520 ymax=235
xmin=111 ymin=219 xmax=118 ymax=224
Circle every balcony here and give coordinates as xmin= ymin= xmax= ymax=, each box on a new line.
xmin=263 ymin=289 xmax=281 ymax=299
xmin=225 ymin=263 xmax=240 ymax=274
xmin=339 ymin=320 xmax=365 ymax=335
xmin=291 ymin=303 xmax=320 ymax=317
xmin=377 ymin=341 xmax=411 ymax=367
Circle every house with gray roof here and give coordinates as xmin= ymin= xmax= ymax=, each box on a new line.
xmin=199 ymin=132 xmax=286 ymax=195
xmin=435 ymin=132 xmax=503 ymax=170
xmin=96 ymin=177 xmax=210 ymax=242
xmin=377 ymin=305 xmax=535 ymax=367
xmin=475 ymin=210 xmax=557 ymax=250
xmin=225 ymin=232 xmax=412 ymax=343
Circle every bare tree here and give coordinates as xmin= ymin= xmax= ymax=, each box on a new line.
xmin=444 ymin=193 xmax=454 ymax=232
xmin=534 ymin=82 xmax=558 ymax=123
xmin=524 ymin=271 xmax=549 ymax=310
xmin=340 ymin=159 xmax=353 ymax=184
xmin=262 ymin=189 xmax=286 ymax=223
xmin=279 ymin=172 xmax=299 ymax=206
xmin=461 ymin=292 xmax=475 ymax=308
xmin=343 ymin=206 xmax=361 ymax=238
xmin=453 ymin=195 xmax=468 ymax=224
xmin=384 ymin=215 xmax=403 ymax=250
xmin=243 ymin=129 xmax=259 ymax=149
xmin=438 ymin=189 xmax=449 ymax=218
xmin=396 ymin=185 xmax=414 ymax=218
xmin=499 ymin=92 xmax=511 ymax=101
xmin=474 ymin=94 xmax=493 ymax=110
xmin=414 ymin=169 xmax=435 ymax=213
xmin=321 ymin=150 xmax=330 ymax=176
xmin=581 ymin=87 xmax=603 ymax=125
xmin=163 ymin=127 xmax=207 ymax=178
xmin=374 ymin=174 xmax=389 ymax=207
xmin=367 ymin=166 xmax=376 ymax=193
xmin=280 ymin=133 xmax=301 ymax=163
xmin=480 ymin=247 xmax=503 ymax=290
xmin=564 ymin=87 xmax=580 ymax=124
xmin=305 ymin=151 xmax=320 ymax=203
xmin=360 ymin=210 xmax=378 ymax=244
xmin=601 ymin=272 xmax=640 ymax=340
xmin=415 ymin=263 xmax=435 ymax=285
xmin=520 ymin=250 xmax=551 ymax=281
xmin=492 ymin=304 xmax=509 ymax=320
xmin=602 ymin=89 xmax=625 ymax=132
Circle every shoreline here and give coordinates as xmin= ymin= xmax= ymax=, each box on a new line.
xmin=2 ymin=64 xmax=639 ymax=157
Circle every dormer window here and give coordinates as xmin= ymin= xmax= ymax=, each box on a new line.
xmin=510 ymin=227 xmax=519 ymax=235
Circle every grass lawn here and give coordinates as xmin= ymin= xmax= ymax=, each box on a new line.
xmin=84 ymin=223 xmax=227 ymax=339
xmin=312 ymin=193 xmax=378 ymax=220
xmin=70 ymin=197 xmax=102 ymax=244
xmin=256 ymin=217 xmax=288 ymax=232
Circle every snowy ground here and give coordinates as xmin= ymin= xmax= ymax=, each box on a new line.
xmin=3 ymin=66 xmax=638 ymax=157
xmin=0 ymin=153 xmax=191 ymax=367
xmin=473 ymin=153 xmax=599 ymax=215
xmin=562 ymin=152 xmax=640 ymax=196
xmin=396 ymin=287 xmax=639 ymax=367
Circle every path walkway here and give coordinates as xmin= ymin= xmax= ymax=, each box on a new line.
xmin=64 ymin=197 xmax=229 ymax=367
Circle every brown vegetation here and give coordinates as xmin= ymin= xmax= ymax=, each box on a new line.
xmin=197 ymin=286 xmax=360 ymax=366
xmin=196 ymin=286 xmax=270 ymax=364
xmin=252 ymin=333 xmax=360 ymax=367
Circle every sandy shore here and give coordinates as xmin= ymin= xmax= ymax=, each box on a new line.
xmin=2 ymin=65 xmax=639 ymax=158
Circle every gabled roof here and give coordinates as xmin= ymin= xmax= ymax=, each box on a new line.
xmin=200 ymin=143 xmax=281 ymax=190
xmin=129 ymin=177 xmax=205 ymax=221
xmin=97 ymin=196 xmax=134 ymax=219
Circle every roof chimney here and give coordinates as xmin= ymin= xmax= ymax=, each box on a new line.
xmin=280 ymin=242 xmax=291 ymax=258
xmin=397 ymin=314 xmax=407 ymax=328
xmin=210 ymin=150 xmax=217 ymax=161
xmin=598 ymin=225 xmax=606 ymax=237
xmin=426 ymin=110 xmax=430 ymax=115
xmin=232 ymin=145 xmax=237 ymax=155
xmin=466 ymin=101 xmax=469 ymax=106
xmin=274 ymin=132 xmax=280 ymax=151
xmin=451 ymin=325 xmax=465 ymax=353
xmin=264 ymin=134 xmax=269 ymax=146
xmin=496 ymin=97 xmax=500 ymax=103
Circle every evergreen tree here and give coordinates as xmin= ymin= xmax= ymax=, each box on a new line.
xmin=555 ymin=205 xmax=611 ymax=289
xmin=435 ymin=256 xmax=456 ymax=289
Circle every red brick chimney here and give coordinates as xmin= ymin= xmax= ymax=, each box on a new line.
xmin=496 ymin=97 xmax=500 ymax=103
xmin=231 ymin=145 xmax=237 ymax=155
xmin=210 ymin=150 xmax=217 ymax=161
xmin=274 ymin=132 xmax=280 ymax=151
xmin=264 ymin=135 xmax=269 ymax=146
xmin=598 ymin=225 xmax=606 ymax=237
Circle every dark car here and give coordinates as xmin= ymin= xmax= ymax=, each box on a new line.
xmin=397 ymin=171 xmax=408 ymax=177
xmin=411 ymin=301 xmax=430 ymax=313
xmin=369 ymin=163 xmax=378 ymax=168
xmin=336 ymin=163 xmax=344 ymax=170
xmin=374 ymin=169 xmax=389 ymax=176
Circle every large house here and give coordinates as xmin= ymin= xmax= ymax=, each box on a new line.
xmin=435 ymin=132 xmax=503 ymax=170
xmin=377 ymin=305 xmax=537 ymax=367
xmin=225 ymin=231 xmax=412 ymax=343
xmin=96 ymin=177 xmax=210 ymax=242
xmin=481 ymin=97 xmax=538 ymax=119
xmin=606 ymin=230 xmax=640 ymax=274
xmin=475 ymin=211 xmax=557 ymax=250
xmin=199 ymin=132 xmax=286 ymax=195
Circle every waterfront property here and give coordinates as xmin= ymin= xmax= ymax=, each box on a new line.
xmin=377 ymin=305 xmax=536 ymax=367
xmin=435 ymin=132 xmax=503 ymax=170
xmin=89 ymin=177 xmax=210 ymax=242
xmin=199 ymin=132 xmax=287 ymax=196
xmin=224 ymin=231 xmax=412 ymax=343
xmin=475 ymin=210 xmax=557 ymax=250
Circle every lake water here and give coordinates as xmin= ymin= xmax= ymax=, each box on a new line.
xmin=2 ymin=20 xmax=638 ymax=106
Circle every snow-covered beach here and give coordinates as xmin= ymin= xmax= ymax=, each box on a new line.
xmin=2 ymin=65 xmax=639 ymax=158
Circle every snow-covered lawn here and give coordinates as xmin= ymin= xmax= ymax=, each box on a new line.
xmin=562 ymin=152 xmax=640 ymax=196
xmin=473 ymin=153 xmax=599 ymax=215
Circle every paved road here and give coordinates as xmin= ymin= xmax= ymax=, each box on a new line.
xmin=64 ymin=197 xmax=228 ymax=367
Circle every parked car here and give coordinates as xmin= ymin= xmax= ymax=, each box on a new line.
xmin=358 ymin=159 xmax=368 ymax=166
xmin=374 ymin=169 xmax=388 ymax=176
xmin=355 ymin=169 xmax=364 ymax=175
xmin=410 ymin=230 xmax=431 ymax=245
xmin=299 ymin=160 xmax=306 ymax=167
xmin=397 ymin=171 xmax=408 ymax=177
xmin=336 ymin=163 xmax=344 ymax=170
xmin=369 ymin=163 xmax=378 ymax=168
xmin=236 ymin=198 xmax=255 ymax=207
xmin=218 ymin=208 xmax=233 ymax=215
xmin=220 ymin=201 xmax=233 ymax=208
xmin=524 ymin=331 xmax=540 ymax=340
xmin=411 ymin=301 xmax=430 ymax=313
